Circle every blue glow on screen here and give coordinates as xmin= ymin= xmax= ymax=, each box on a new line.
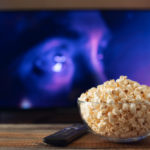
xmin=0 ymin=11 xmax=150 ymax=108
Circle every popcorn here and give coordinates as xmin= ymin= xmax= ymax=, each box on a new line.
xmin=112 ymin=108 xmax=120 ymax=115
xmin=130 ymin=103 xmax=136 ymax=114
xmin=107 ymin=98 xmax=114 ymax=104
xmin=78 ymin=76 xmax=150 ymax=138
xmin=122 ymin=103 xmax=128 ymax=111
xmin=108 ymin=112 xmax=114 ymax=123
xmin=146 ymin=93 xmax=150 ymax=99
xmin=97 ymin=111 xmax=102 ymax=119
xmin=133 ymin=82 xmax=139 ymax=88
xmin=137 ymin=111 xmax=142 ymax=117
xmin=142 ymin=105 xmax=146 ymax=111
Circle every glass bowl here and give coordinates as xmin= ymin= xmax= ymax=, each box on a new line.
xmin=77 ymin=99 xmax=150 ymax=143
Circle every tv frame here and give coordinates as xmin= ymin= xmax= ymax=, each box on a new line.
xmin=1 ymin=0 xmax=150 ymax=10
xmin=0 ymin=0 xmax=150 ymax=123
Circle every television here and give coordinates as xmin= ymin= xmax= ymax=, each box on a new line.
xmin=0 ymin=0 xmax=150 ymax=123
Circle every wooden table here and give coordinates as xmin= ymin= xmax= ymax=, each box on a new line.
xmin=0 ymin=124 xmax=150 ymax=150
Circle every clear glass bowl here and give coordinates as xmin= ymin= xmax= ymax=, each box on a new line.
xmin=77 ymin=99 xmax=150 ymax=143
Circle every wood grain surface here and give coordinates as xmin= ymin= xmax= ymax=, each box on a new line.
xmin=0 ymin=124 xmax=150 ymax=150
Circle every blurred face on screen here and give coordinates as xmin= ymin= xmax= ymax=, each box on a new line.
xmin=12 ymin=11 xmax=109 ymax=108
xmin=2 ymin=11 xmax=150 ymax=109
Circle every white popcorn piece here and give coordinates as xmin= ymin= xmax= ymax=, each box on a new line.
xmin=98 ymin=122 xmax=106 ymax=129
xmin=93 ymin=93 xmax=100 ymax=102
xmin=78 ymin=93 xmax=87 ymax=101
xmin=115 ymin=87 xmax=121 ymax=93
xmin=107 ymin=98 xmax=114 ymax=104
xmin=130 ymin=103 xmax=136 ymax=114
xmin=97 ymin=111 xmax=102 ymax=119
xmin=136 ymin=95 xmax=142 ymax=100
xmin=127 ymin=84 xmax=132 ymax=90
xmin=116 ymin=79 xmax=122 ymax=83
xmin=124 ymin=80 xmax=128 ymax=85
xmin=96 ymin=89 xmax=101 ymax=97
xmin=146 ymin=93 xmax=150 ymax=99
xmin=122 ymin=103 xmax=128 ymax=111
xmin=112 ymin=108 xmax=120 ymax=115
xmin=137 ymin=111 xmax=142 ymax=117
xmin=137 ymin=86 xmax=143 ymax=91
xmin=119 ymin=91 xmax=126 ymax=98
xmin=120 ymin=76 xmax=127 ymax=80
xmin=108 ymin=112 xmax=114 ymax=123
xmin=106 ymin=89 xmax=112 ymax=95
xmin=119 ymin=109 xmax=123 ymax=114
xmin=91 ymin=102 xmax=99 ymax=108
xmin=134 ymin=91 xmax=139 ymax=96
xmin=141 ymin=105 xmax=146 ymax=111
xmin=133 ymin=82 xmax=138 ymax=86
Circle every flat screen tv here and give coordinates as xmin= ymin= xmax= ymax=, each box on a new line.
xmin=0 ymin=0 xmax=150 ymax=112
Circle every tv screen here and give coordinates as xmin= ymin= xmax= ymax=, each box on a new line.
xmin=1 ymin=10 xmax=150 ymax=109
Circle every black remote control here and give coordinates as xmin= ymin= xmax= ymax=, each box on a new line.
xmin=43 ymin=124 xmax=88 ymax=146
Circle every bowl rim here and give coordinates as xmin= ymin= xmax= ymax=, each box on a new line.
xmin=77 ymin=99 xmax=150 ymax=105
xmin=91 ymin=131 xmax=150 ymax=142
xmin=77 ymin=99 xmax=99 ymax=104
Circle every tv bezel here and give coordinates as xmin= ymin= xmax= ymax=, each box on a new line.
xmin=1 ymin=0 xmax=150 ymax=10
